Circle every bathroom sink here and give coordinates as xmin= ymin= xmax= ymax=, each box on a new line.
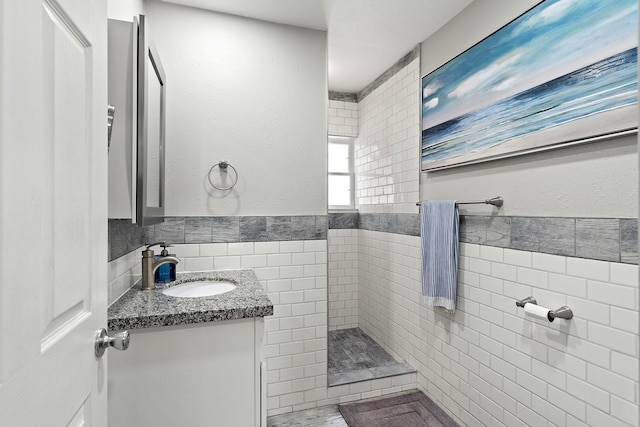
xmin=162 ymin=280 xmax=236 ymax=298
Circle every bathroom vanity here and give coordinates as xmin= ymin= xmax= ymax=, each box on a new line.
xmin=107 ymin=270 xmax=273 ymax=427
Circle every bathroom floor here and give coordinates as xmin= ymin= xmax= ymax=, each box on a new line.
xmin=327 ymin=328 xmax=415 ymax=386
xmin=267 ymin=404 xmax=348 ymax=427
xmin=266 ymin=391 xmax=422 ymax=427
xmin=267 ymin=330 xmax=416 ymax=426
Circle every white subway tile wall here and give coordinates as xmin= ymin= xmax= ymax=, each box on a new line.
xmin=173 ymin=240 xmax=328 ymax=415
xmin=107 ymin=247 xmax=143 ymax=305
xmin=328 ymin=100 xmax=358 ymax=137
xmin=169 ymin=240 xmax=416 ymax=416
xmin=327 ymin=99 xmax=359 ymax=339
xmin=328 ymin=229 xmax=359 ymax=331
xmin=355 ymin=59 xmax=420 ymax=214
xmin=107 ymin=54 xmax=639 ymax=425
xmin=357 ymin=230 xmax=639 ymax=426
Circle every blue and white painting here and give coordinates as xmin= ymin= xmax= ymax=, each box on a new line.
xmin=421 ymin=0 xmax=638 ymax=171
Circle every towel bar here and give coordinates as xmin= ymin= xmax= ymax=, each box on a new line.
xmin=416 ymin=196 xmax=503 ymax=208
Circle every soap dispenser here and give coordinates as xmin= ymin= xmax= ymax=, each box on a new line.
xmin=154 ymin=244 xmax=176 ymax=284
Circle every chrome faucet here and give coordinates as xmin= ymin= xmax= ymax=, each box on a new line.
xmin=141 ymin=242 xmax=180 ymax=291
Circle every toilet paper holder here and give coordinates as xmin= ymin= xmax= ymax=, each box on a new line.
xmin=515 ymin=296 xmax=537 ymax=308
xmin=515 ymin=296 xmax=573 ymax=322
xmin=547 ymin=306 xmax=574 ymax=321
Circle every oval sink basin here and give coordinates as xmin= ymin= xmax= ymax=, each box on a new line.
xmin=162 ymin=280 xmax=236 ymax=298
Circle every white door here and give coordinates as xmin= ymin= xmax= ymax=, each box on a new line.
xmin=0 ymin=0 xmax=108 ymax=425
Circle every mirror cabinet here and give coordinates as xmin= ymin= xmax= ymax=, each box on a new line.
xmin=108 ymin=15 xmax=166 ymax=227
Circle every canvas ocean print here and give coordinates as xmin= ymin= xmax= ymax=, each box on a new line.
xmin=421 ymin=0 xmax=638 ymax=170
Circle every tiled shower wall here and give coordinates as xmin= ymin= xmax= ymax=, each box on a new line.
xmin=326 ymin=50 xmax=421 ymax=332
xmin=328 ymin=97 xmax=358 ymax=137
xmin=328 ymin=95 xmax=359 ymax=332
xmin=328 ymin=229 xmax=358 ymax=331
xmin=357 ymin=230 xmax=639 ymax=426
xmin=356 ymin=56 xmax=420 ymax=214
xmin=349 ymin=46 xmax=640 ymax=426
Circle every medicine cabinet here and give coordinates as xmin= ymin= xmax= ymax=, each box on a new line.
xmin=107 ymin=15 xmax=166 ymax=226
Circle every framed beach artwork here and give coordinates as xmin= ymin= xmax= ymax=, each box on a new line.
xmin=420 ymin=0 xmax=638 ymax=171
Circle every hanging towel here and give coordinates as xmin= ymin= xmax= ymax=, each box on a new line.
xmin=421 ymin=200 xmax=459 ymax=312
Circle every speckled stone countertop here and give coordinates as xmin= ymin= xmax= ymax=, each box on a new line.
xmin=108 ymin=269 xmax=273 ymax=331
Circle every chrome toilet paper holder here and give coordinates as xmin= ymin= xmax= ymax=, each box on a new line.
xmin=515 ymin=296 xmax=537 ymax=308
xmin=548 ymin=306 xmax=573 ymax=321
xmin=515 ymin=296 xmax=573 ymax=322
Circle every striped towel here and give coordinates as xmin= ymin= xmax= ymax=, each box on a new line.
xmin=421 ymin=200 xmax=459 ymax=312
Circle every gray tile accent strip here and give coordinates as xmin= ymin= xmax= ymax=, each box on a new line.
xmin=352 ymin=213 xmax=421 ymax=236
xmin=184 ymin=216 xmax=212 ymax=244
xmin=240 ymin=216 xmax=268 ymax=242
xmin=142 ymin=223 xmax=155 ymax=246
xmin=329 ymin=91 xmax=358 ymax=102
xmin=486 ymin=216 xmax=511 ymax=248
xmin=511 ymin=217 xmax=575 ymax=256
xmin=127 ymin=215 xmax=328 ymax=249
xmin=211 ymin=216 xmax=240 ymax=243
xmin=154 ymin=217 xmax=186 ymax=244
xmin=396 ymin=214 xmax=420 ymax=236
xmin=111 ymin=214 xmax=635 ymax=264
xmin=358 ymin=45 xmax=420 ymax=102
xmin=267 ymin=216 xmax=292 ymax=241
xmin=315 ymin=216 xmax=328 ymax=240
xmin=291 ymin=216 xmax=317 ymax=240
xmin=576 ymin=218 xmax=619 ymax=262
xmin=359 ymin=213 xmax=380 ymax=232
xmin=460 ymin=216 xmax=486 ymax=245
xmin=342 ymin=213 xmax=636 ymax=264
xmin=108 ymin=219 xmax=145 ymax=261
xmin=620 ymin=219 xmax=638 ymax=264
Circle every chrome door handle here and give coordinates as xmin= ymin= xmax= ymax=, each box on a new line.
xmin=95 ymin=328 xmax=130 ymax=358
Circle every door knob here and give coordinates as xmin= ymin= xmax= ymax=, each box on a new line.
xmin=95 ymin=328 xmax=130 ymax=358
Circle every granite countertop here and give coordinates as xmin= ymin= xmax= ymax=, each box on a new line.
xmin=108 ymin=269 xmax=273 ymax=331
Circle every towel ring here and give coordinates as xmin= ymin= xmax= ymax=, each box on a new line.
xmin=207 ymin=160 xmax=238 ymax=191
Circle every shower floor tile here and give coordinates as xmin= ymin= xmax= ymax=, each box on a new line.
xmin=328 ymin=327 xmax=415 ymax=386
xmin=267 ymin=404 xmax=348 ymax=427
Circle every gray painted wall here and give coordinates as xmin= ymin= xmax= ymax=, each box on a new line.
xmin=144 ymin=1 xmax=328 ymax=217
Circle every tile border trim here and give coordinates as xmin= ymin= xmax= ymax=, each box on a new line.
xmin=329 ymin=91 xmax=358 ymax=102
xmin=329 ymin=212 xmax=637 ymax=265
xmin=109 ymin=215 xmax=329 ymax=261
xmin=108 ymin=219 xmax=145 ymax=262
xmin=358 ymin=45 xmax=420 ymax=102
xmin=111 ymin=213 xmax=638 ymax=264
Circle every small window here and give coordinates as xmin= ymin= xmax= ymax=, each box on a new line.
xmin=328 ymin=136 xmax=354 ymax=209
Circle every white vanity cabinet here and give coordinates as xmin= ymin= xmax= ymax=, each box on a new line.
xmin=108 ymin=318 xmax=265 ymax=427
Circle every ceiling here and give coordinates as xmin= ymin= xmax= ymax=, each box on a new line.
xmin=159 ymin=0 xmax=474 ymax=93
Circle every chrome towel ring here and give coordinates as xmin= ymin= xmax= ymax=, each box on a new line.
xmin=207 ymin=160 xmax=238 ymax=191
